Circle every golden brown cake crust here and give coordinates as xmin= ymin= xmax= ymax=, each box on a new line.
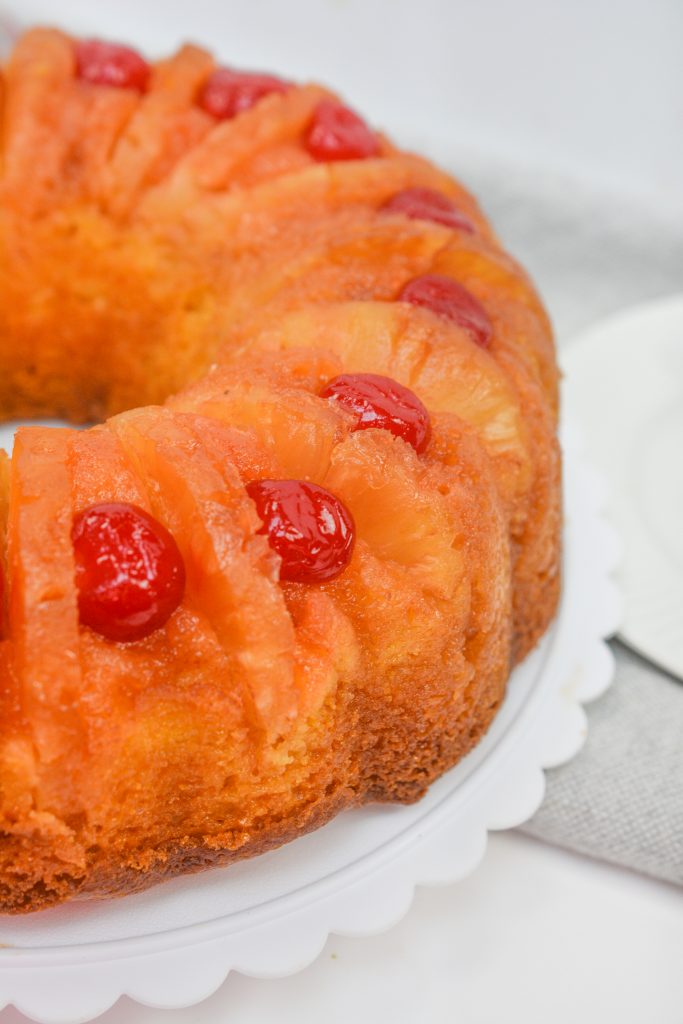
xmin=0 ymin=28 xmax=561 ymax=914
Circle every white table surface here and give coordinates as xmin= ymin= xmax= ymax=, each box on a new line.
xmin=1 ymin=2 xmax=682 ymax=1021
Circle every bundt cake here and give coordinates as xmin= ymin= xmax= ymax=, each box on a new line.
xmin=0 ymin=28 xmax=561 ymax=913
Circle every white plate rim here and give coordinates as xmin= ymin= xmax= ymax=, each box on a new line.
xmin=561 ymin=293 xmax=683 ymax=681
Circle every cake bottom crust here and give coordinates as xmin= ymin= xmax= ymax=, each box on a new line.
xmin=0 ymin=564 xmax=559 ymax=916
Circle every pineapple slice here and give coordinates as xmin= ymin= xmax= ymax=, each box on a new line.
xmin=242 ymin=301 xmax=532 ymax=511
xmin=6 ymin=428 xmax=83 ymax=815
xmin=171 ymin=368 xmax=364 ymax=724
xmin=109 ymin=405 xmax=301 ymax=740
xmin=432 ymin=243 xmax=558 ymax=411
xmin=1 ymin=29 xmax=89 ymax=214
xmin=325 ymin=429 xmax=462 ymax=599
xmin=322 ymin=427 xmax=470 ymax=683
xmin=170 ymin=367 xmax=348 ymax=483
xmin=426 ymin=416 xmax=512 ymax=703
xmin=67 ymin=425 xmax=263 ymax=841
xmin=99 ymin=44 xmax=215 ymax=218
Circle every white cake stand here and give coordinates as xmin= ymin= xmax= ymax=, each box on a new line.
xmin=0 ymin=420 xmax=619 ymax=1024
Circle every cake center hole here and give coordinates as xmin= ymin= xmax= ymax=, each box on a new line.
xmin=0 ymin=419 xmax=92 ymax=455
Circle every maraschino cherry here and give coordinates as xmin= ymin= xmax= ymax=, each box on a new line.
xmin=198 ymin=67 xmax=291 ymax=119
xmin=305 ymin=101 xmax=379 ymax=162
xmin=398 ymin=274 xmax=493 ymax=347
xmin=320 ymin=373 xmax=431 ymax=454
xmin=72 ymin=502 xmax=185 ymax=643
xmin=75 ymin=39 xmax=150 ymax=92
xmin=382 ymin=187 xmax=475 ymax=233
xmin=246 ymin=480 xmax=355 ymax=584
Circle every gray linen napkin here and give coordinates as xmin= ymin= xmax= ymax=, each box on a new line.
xmin=461 ymin=157 xmax=683 ymax=885
xmin=522 ymin=643 xmax=683 ymax=886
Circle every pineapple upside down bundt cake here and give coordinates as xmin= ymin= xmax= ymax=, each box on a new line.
xmin=0 ymin=28 xmax=561 ymax=912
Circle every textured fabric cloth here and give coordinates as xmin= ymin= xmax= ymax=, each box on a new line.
xmin=521 ymin=643 xmax=683 ymax=885
xmin=462 ymin=159 xmax=683 ymax=884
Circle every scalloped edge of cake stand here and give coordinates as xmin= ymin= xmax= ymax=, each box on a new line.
xmin=0 ymin=418 xmax=620 ymax=1024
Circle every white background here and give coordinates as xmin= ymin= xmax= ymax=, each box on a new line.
xmin=7 ymin=0 xmax=683 ymax=208
xmin=2 ymin=2 xmax=683 ymax=1022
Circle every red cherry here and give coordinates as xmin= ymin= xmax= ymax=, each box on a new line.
xmin=72 ymin=502 xmax=185 ymax=643
xmin=320 ymin=373 xmax=431 ymax=454
xmin=381 ymin=187 xmax=475 ymax=233
xmin=198 ymin=67 xmax=291 ymax=119
xmin=75 ymin=39 xmax=150 ymax=92
xmin=246 ymin=480 xmax=355 ymax=584
xmin=305 ymin=101 xmax=379 ymax=162
xmin=398 ymin=274 xmax=493 ymax=347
